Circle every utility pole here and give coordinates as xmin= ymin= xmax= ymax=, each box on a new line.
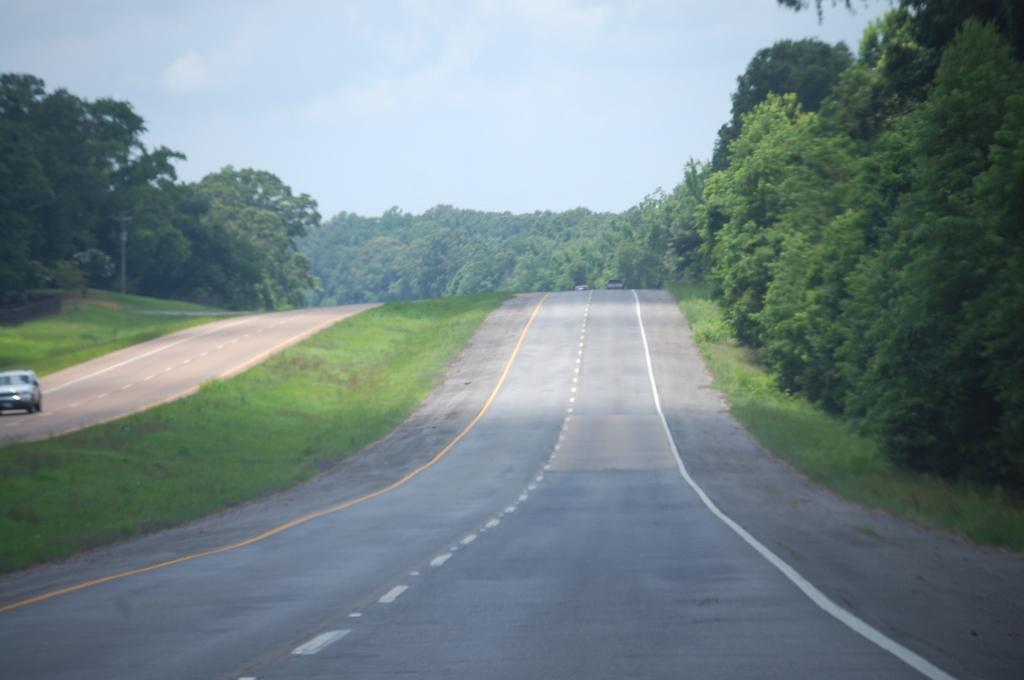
xmin=112 ymin=214 xmax=132 ymax=295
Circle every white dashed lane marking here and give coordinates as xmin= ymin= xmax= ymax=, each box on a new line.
xmin=485 ymin=519 xmax=500 ymax=528
xmin=291 ymin=630 xmax=350 ymax=655
xmin=379 ymin=585 xmax=409 ymax=603
xmin=460 ymin=534 xmax=477 ymax=545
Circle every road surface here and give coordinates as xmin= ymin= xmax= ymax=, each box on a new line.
xmin=0 ymin=291 xmax=1020 ymax=679
xmin=0 ymin=304 xmax=378 ymax=448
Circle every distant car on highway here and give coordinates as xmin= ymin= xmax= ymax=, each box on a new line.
xmin=0 ymin=369 xmax=42 ymax=413
xmin=605 ymin=279 xmax=625 ymax=289
xmin=574 ymin=285 xmax=589 ymax=291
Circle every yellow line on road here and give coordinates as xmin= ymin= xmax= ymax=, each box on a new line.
xmin=0 ymin=294 xmax=548 ymax=614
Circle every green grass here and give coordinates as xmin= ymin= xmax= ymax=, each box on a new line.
xmin=0 ymin=289 xmax=225 ymax=376
xmin=0 ymin=293 xmax=511 ymax=572
xmin=666 ymin=282 xmax=1024 ymax=552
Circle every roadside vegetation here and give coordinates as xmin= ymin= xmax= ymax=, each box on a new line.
xmin=304 ymin=5 xmax=1024 ymax=500
xmin=0 ymin=289 xmax=221 ymax=376
xmin=0 ymin=293 xmax=508 ymax=573
xmin=668 ymin=283 xmax=1024 ymax=551
xmin=1 ymin=72 xmax=318 ymax=311
xmin=4 ymin=0 xmax=1021 ymax=522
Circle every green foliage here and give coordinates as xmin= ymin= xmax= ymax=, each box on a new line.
xmin=0 ymin=75 xmax=316 ymax=311
xmin=0 ymin=293 xmax=508 ymax=571
xmin=712 ymin=39 xmax=854 ymax=171
xmin=194 ymin=167 xmax=319 ymax=310
xmin=703 ymin=14 xmax=1024 ymax=488
xmin=0 ymin=289 xmax=220 ymax=376
xmin=52 ymin=261 xmax=85 ymax=293
xmin=845 ymin=20 xmax=1024 ymax=481
xmin=300 ymin=205 xmax=635 ymax=303
xmin=668 ymin=283 xmax=1024 ymax=552
xmin=704 ymin=93 xmax=859 ymax=365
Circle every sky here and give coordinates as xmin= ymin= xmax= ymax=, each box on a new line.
xmin=0 ymin=0 xmax=891 ymax=220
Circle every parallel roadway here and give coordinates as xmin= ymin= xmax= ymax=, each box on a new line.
xmin=0 ymin=304 xmax=378 ymax=448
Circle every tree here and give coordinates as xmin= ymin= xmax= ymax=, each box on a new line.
xmin=779 ymin=0 xmax=1024 ymax=60
xmin=846 ymin=20 xmax=1024 ymax=481
xmin=0 ymin=73 xmax=195 ymax=301
xmin=195 ymin=167 xmax=320 ymax=310
xmin=711 ymin=39 xmax=853 ymax=171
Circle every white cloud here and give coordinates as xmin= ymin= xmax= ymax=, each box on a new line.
xmin=157 ymin=12 xmax=274 ymax=95
xmin=505 ymin=0 xmax=613 ymax=35
xmin=160 ymin=50 xmax=211 ymax=93
xmin=4 ymin=0 xmax=893 ymax=217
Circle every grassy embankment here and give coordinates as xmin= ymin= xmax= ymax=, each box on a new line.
xmin=0 ymin=289 xmax=225 ymax=376
xmin=0 ymin=293 xmax=511 ymax=572
xmin=667 ymin=282 xmax=1024 ymax=551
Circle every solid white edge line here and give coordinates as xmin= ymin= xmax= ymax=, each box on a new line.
xmin=630 ymin=290 xmax=956 ymax=680
xmin=290 ymin=629 xmax=350 ymax=655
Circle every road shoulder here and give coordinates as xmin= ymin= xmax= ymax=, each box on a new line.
xmin=639 ymin=288 xmax=1024 ymax=680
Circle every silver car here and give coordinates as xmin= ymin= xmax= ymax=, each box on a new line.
xmin=605 ymin=279 xmax=625 ymax=289
xmin=0 ymin=369 xmax=42 ymax=413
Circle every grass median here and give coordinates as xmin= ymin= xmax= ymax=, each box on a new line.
xmin=0 ymin=290 xmax=224 ymax=376
xmin=667 ymin=282 xmax=1024 ymax=552
xmin=0 ymin=292 xmax=511 ymax=572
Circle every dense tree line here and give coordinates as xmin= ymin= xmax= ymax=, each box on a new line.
xmin=3 ymin=0 xmax=1019 ymax=488
xmin=300 ymin=202 xmax=683 ymax=305
xmin=685 ymin=1 xmax=1024 ymax=486
xmin=0 ymin=74 xmax=316 ymax=310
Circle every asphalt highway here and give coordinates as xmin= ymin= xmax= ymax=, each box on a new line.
xmin=0 ymin=304 xmax=378 ymax=448
xmin=0 ymin=291 xmax=1011 ymax=679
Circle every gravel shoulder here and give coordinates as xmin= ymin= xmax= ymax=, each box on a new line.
xmin=639 ymin=288 xmax=1023 ymax=680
